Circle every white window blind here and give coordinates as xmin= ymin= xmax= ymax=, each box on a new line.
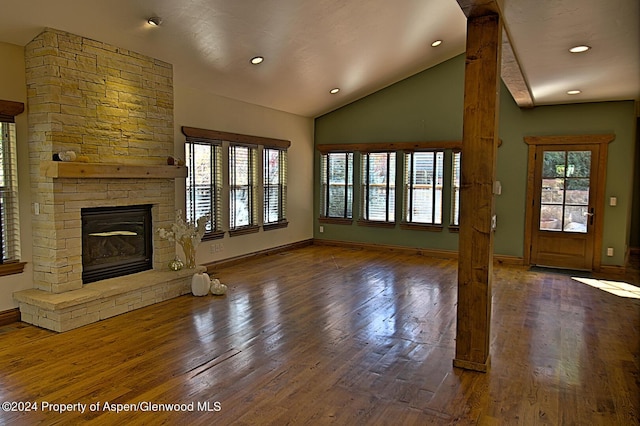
xmin=451 ymin=151 xmax=461 ymax=226
xmin=362 ymin=152 xmax=395 ymax=222
xmin=263 ymin=148 xmax=287 ymax=225
xmin=185 ymin=140 xmax=223 ymax=238
xmin=404 ymin=151 xmax=444 ymax=225
xmin=230 ymin=144 xmax=257 ymax=230
xmin=0 ymin=121 xmax=20 ymax=262
xmin=320 ymin=152 xmax=354 ymax=219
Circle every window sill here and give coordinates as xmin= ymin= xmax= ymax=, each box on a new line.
xmin=357 ymin=220 xmax=396 ymax=229
xmin=319 ymin=217 xmax=353 ymax=225
xmin=448 ymin=226 xmax=460 ymax=233
xmin=202 ymin=231 xmax=225 ymax=241
xmin=399 ymin=223 xmax=443 ymax=232
xmin=263 ymin=221 xmax=289 ymax=231
xmin=229 ymin=225 xmax=260 ymax=237
xmin=0 ymin=261 xmax=27 ymax=277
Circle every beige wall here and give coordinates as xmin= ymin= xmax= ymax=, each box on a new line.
xmin=0 ymin=41 xmax=34 ymax=310
xmin=173 ymin=82 xmax=315 ymax=266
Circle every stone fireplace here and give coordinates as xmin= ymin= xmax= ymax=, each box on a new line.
xmin=13 ymin=28 xmax=203 ymax=332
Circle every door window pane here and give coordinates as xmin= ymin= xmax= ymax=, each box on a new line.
xmin=567 ymin=151 xmax=591 ymax=177
xmin=541 ymin=178 xmax=565 ymax=204
xmin=565 ymin=178 xmax=590 ymax=205
xmin=564 ymin=206 xmax=588 ymax=232
xmin=540 ymin=205 xmax=563 ymax=230
xmin=539 ymin=150 xmax=591 ymax=234
xmin=542 ymin=151 xmax=566 ymax=177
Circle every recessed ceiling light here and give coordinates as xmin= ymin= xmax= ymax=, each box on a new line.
xmin=147 ymin=17 xmax=162 ymax=26
xmin=431 ymin=40 xmax=443 ymax=47
xmin=567 ymin=90 xmax=582 ymax=95
xmin=250 ymin=56 xmax=264 ymax=65
xmin=569 ymin=45 xmax=590 ymax=53
xmin=330 ymin=88 xmax=340 ymax=94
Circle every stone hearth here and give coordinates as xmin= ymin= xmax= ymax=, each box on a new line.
xmin=15 ymin=267 xmax=205 ymax=332
xmin=14 ymin=28 xmax=194 ymax=332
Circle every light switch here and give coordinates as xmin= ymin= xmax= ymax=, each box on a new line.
xmin=610 ymin=196 xmax=617 ymax=206
xmin=493 ymin=181 xmax=502 ymax=195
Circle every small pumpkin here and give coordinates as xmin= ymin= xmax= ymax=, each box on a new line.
xmin=191 ymin=272 xmax=210 ymax=296
xmin=168 ymin=257 xmax=184 ymax=271
xmin=210 ymin=277 xmax=228 ymax=295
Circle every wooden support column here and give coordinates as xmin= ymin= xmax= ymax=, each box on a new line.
xmin=453 ymin=13 xmax=502 ymax=372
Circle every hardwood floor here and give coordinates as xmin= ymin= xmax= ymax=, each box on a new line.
xmin=1 ymin=245 xmax=638 ymax=425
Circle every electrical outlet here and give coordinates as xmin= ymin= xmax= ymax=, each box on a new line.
xmin=319 ymin=225 xmax=324 ymax=233
xmin=210 ymin=243 xmax=224 ymax=253
xmin=607 ymin=247 xmax=614 ymax=257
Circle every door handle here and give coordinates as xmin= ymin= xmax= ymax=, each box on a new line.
xmin=584 ymin=207 xmax=595 ymax=226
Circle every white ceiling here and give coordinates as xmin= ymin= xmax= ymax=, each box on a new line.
xmin=0 ymin=0 xmax=637 ymax=118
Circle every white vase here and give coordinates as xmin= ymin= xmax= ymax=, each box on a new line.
xmin=191 ymin=272 xmax=210 ymax=296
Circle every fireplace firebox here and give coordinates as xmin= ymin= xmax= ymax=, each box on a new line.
xmin=81 ymin=205 xmax=153 ymax=283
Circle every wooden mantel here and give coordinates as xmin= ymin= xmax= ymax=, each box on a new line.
xmin=42 ymin=161 xmax=188 ymax=179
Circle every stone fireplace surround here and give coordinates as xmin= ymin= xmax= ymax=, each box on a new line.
xmin=13 ymin=28 xmax=204 ymax=332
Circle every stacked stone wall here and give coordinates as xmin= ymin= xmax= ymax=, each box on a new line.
xmin=25 ymin=28 xmax=175 ymax=293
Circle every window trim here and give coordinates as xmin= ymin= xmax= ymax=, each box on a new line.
xmin=0 ymin=99 xmax=25 ymax=277
xmin=360 ymin=151 xmax=396 ymax=225
xmin=450 ymin=150 xmax=462 ymax=230
xmin=182 ymin=126 xmax=291 ymax=237
xmin=317 ymin=140 xmax=503 ymax=233
xmin=263 ymin=147 xmax=288 ymax=230
xmin=229 ymin=143 xmax=259 ymax=235
xmin=0 ymin=100 xmax=24 ymax=123
xmin=185 ymin=138 xmax=225 ymax=241
xmin=402 ymin=150 xmax=445 ymax=227
xmin=319 ymin=151 xmax=354 ymax=223
xmin=183 ymin=126 xmax=290 ymax=149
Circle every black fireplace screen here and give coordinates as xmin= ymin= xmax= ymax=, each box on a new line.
xmin=81 ymin=205 xmax=153 ymax=283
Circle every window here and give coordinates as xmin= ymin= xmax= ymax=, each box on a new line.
xmin=320 ymin=152 xmax=354 ymax=220
xmin=0 ymin=121 xmax=20 ymax=263
xmin=263 ymin=147 xmax=288 ymax=228
xmin=182 ymin=126 xmax=290 ymax=237
xmin=316 ymin=141 xmax=486 ymax=232
xmin=403 ymin=151 xmax=444 ymax=225
xmin=229 ymin=144 xmax=258 ymax=233
xmin=361 ymin=152 xmax=395 ymax=223
xmin=451 ymin=151 xmax=461 ymax=226
xmin=185 ymin=139 xmax=223 ymax=239
xmin=540 ymin=150 xmax=591 ymax=233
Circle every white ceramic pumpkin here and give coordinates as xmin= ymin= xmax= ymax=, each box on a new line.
xmin=191 ymin=272 xmax=210 ymax=296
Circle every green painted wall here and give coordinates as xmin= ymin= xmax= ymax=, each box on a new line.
xmin=314 ymin=54 xmax=637 ymax=266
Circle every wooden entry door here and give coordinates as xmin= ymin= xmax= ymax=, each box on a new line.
xmin=524 ymin=135 xmax=613 ymax=271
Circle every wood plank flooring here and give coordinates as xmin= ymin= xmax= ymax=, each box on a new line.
xmin=0 ymin=245 xmax=638 ymax=425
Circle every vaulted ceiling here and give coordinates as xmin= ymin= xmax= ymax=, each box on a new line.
xmin=0 ymin=0 xmax=637 ymax=117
